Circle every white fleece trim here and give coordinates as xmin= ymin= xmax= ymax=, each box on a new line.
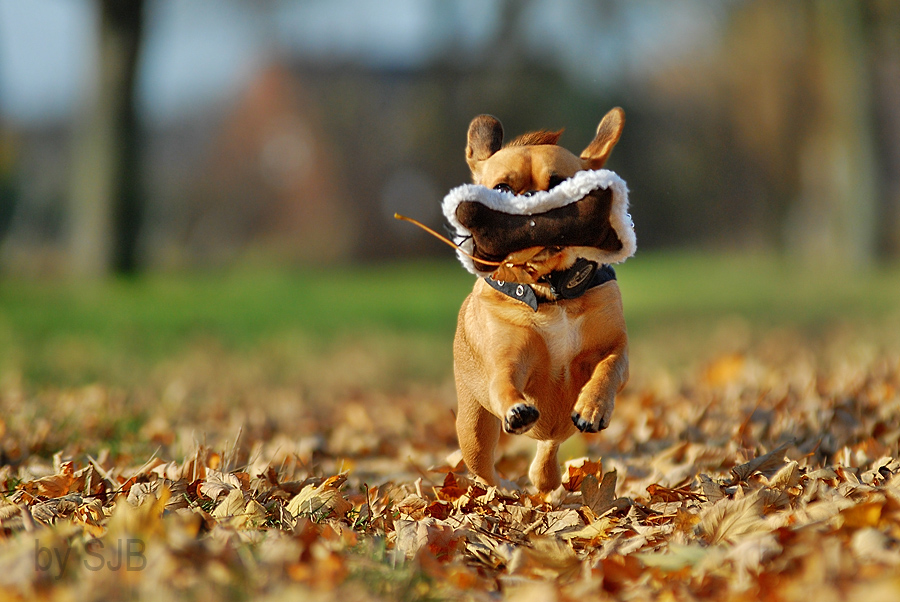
xmin=442 ymin=169 xmax=636 ymax=276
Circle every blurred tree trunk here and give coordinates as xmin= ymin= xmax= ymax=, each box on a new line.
xmin=868 ymin=0 xmax=900 ymax=259
xmin=68 ymin=0 xmax=144 ymax=277
xmin=786 ymin=2 xmax=878 ymax=267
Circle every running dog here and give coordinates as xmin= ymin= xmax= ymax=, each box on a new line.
xmin=445 ymin=108 xmax=634 ymax=492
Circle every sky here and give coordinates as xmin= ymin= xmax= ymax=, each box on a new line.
xmin=0 ymin=0 xmax=723 ymax=127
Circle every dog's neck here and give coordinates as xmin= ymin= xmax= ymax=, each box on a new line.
xmin=485 ymin=261 xmax=616 ymax=311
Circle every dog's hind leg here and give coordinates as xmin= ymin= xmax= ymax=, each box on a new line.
xmin=529 ymin=440 xmax=562 ymax=492
xmin=456 ymin=392 xmax=501 ymax=487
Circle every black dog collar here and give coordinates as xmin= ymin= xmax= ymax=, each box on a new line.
xmin=485 ymin=260 xmax=616 ymax=311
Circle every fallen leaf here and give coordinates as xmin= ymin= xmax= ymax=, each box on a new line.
xmin=840 ymin=501 xmax=884 ymax=529
xmin=697 ymin=489 xmax=768 ymax=544
xmin=582 ymin=470 xmax=617 ymax=516
xmin=200 ymin=469 xmax=243 ymax=501
xmin=211 ymin=488 xmax=245 ymax=520
xmin=730 ymin=442 xmax=791 ymax=484
xmin=562 ymin=515 xmax=617 ymax=541
xmin=286 ymin=479 xmax=352 ymax=520
xmin=563 ymin=458 xmax=602 ymax=492
xmin=508 ymin=536 xmax=581 ymax=581
xmin=699 ymin=474 xmax=726 ymax=504
xmin=637 ymin=543 xmax=709 ymax=571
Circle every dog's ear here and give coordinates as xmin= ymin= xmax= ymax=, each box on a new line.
xmin=580 ymin=107 xmax=625 ymax=170
xmin=466 ymin=115 xmax=504 ymax=178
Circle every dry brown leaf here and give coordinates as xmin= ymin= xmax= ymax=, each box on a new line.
xmin=582 ymin=469 xmax=617 ymax=516
xmin=536 ymin=509 xmax=584 ymax=536
xmin=730 ymin=442 xmax=791 ymax=484
xmin=840 ymin=501 xmax=884 ymax=529
xmin=395 ymin=518 xmax=462 ymax=561
xmin=637 ymin=543 xmax=709 ymax=571
xmin=397 ymin=493 xmax=428 ymax=520
xmin=563 ymin=458 xmax=602 ymax=492
xmin=199 ymin=469 xmax=242 ymax=501
xmin=490 ymin=246 xmax=572 ymax=284
xmin=286 ymin=478 xmax=352 ymax=520
xmin=508 ymin=536 xmax=581 ymax=581
xmin=562 ymin=515 xmax=617 ymax=541
xmin=699 ymin=474 xmax=726 ymax=504
xmin=437 ymin=472 xmax=469 ymax=502
xmin=126 ymin=481 xmax=161 ymax=507
xmin=105 ymin=485 xmax=171 ymax=539
xmin=237 ymin=499 xmax=268 ymax=529
xmin=697 ymin=489 xmax=768 ymax=544
xmin=646 ymin=482 xmax=702 ymax=503
xmin=20 ymin=472 xmax=76 ymax=499
xmin=765 ymin=460 xmax=802 ymax=491
xmin=211 ymin=488 xmax=246 ymax=520
xmin=0 ymin=498 xmax=20 ymax=521
xmin=424 ymin=500 xmax=452 ymax=520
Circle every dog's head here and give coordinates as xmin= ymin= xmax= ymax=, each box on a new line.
xmin=465 ymin=108 xmax=624 ymax=192
xmin=443 ymin=108 xmax=635 ymax=282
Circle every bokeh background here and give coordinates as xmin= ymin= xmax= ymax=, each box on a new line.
xmin=2 ymin=0 xmax=898 ymax=277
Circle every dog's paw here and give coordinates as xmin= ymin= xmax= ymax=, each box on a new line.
xmin=504 ymin=403 xmax=539 ymax=434
xmin=571 ymin=401 xmax=613 ymax=433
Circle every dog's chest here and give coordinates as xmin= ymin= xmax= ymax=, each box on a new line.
xmin=534 ymin=308 xmax=584 ymax=374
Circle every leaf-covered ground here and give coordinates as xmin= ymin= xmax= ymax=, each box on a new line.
xmin=2 ymin=254 xmax=900 ymax=602
xmin=2 ymin=320 xmax=900 ymax=602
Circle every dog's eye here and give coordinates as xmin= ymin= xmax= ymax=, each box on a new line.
xmin=493 ymin=183 xmax=513 ymax=194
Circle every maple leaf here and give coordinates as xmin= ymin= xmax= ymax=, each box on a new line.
xmin=437 ymin=472 xmax=468 ymax=502
xmin=582 ymin=470 xmax=618 ymax=516
xmin=563 ymin=458 xmax=602 ymax=492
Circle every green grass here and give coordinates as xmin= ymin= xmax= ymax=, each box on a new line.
xmin=617 ymin=252 xmax=900 ymax=328
xmin=0 ymin=261 xmax=473 ymax=386
xmin=0 ymin=252 xmax=897 ymax=387
xmin=0 ymin=261 xmax=471 ymax=347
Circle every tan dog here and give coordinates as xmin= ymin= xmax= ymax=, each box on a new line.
xmin=453 ymin=108 xmax=629 ymax=492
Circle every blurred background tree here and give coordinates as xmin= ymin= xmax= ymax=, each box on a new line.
xmin=68 ymin=0 xmax=145 ymax=276
xmin=0 ymin=0 xmax=897 ymax=276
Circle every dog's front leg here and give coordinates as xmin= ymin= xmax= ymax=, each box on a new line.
xmin=456 ymin=357 xmax=537 ymax=488
xmin=571 ymin=343 xmax=628 ymax=433
xmin=456 ymin=387 xmax=502 ymax=486
xmin=489 ymin=367 xmax=540 ymax=435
